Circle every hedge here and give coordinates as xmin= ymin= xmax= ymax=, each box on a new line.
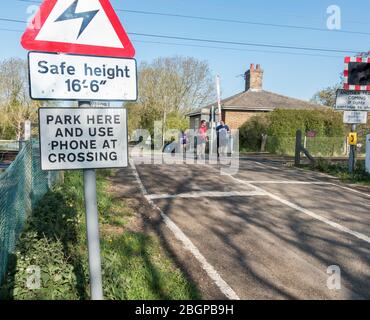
xmin=239 ymin=109 xmax=347 ymax=156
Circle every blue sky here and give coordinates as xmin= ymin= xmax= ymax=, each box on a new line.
xmin=2 ymin=0 xmax=370 ymax=102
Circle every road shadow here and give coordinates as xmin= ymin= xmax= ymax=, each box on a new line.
xmin=110 ymin=167 xmax=212 ymax=299
xmin=122 ymin=160 xmax=370 ymax=300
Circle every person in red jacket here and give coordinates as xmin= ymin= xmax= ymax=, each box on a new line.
xmin=197 ymin=120 xmax=208 ymax=160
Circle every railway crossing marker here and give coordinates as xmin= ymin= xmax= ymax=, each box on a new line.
xmin=337 ymin=57 xmax=370 ymax=174
xmin=21 ymin=0 xmax=137 ymax=300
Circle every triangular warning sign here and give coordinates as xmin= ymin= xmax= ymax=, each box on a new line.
xmin=21 ymin=0 xmax=135 ymax=58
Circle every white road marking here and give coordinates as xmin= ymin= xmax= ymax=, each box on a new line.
xmin=240 ymin=159 xmax=370 ymax=198
xmin=146 ymin=190 xmax=266 ymax=200
xmin=327 ymin=183 xmax=370 ymax=198
xmin=238 ymin=181 xmax=332 ymax=185
xmin=227 ymin=174 xmax=370 ymax=244
xmin=249 ymin=160 xmax=281 ymax=170
xmin=129 ymin=159 xmax=241 ymax=300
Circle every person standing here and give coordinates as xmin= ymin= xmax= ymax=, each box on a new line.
xmin=180 ymin=130 xmax=188 ymax=161
xmin=180 ymin=130 xmax=188 ymax=154
xmin=216 ymin=120 xmax=230 ymax=158
xmin=197 ymin=120 xmax=208 ymax=159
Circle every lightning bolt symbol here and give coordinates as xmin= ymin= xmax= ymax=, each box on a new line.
xmin=55 ymin=0 xmax=99 ymax=39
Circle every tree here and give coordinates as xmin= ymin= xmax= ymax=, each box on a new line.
xmin=0 ymin=111 xmax=12 ymax=139
xmin=0 ymin=58 xmax=42 ymax=140
xmin=311 ymin=84 xmax=341 ymax=108
xmin=126 ymin=56 xmax=215 ymax=135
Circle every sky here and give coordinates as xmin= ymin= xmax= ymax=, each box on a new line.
xmin=2 ymin=0 xmax=370 ymax=102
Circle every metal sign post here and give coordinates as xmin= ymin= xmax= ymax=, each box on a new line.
xmin=37 ymin=104 xmax=129 ymax=300
xmin=21 ymin=0 xmax=137 ymax=301
xmin=349 ymin=124 xmax=357 ymax=174
xmin=80 ymin=100 xmax=103 ymax=300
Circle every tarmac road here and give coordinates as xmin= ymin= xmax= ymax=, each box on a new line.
xmin=127 ymin=156 xmax=370 ymax=300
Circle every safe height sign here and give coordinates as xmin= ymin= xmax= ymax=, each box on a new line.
xmin=23 ymin=0 xmax=138 ymax=301
xmin=39 ymin=108 xmax=128 ymax=170
xmin=29 ymin=52 xmax=137 ymax=101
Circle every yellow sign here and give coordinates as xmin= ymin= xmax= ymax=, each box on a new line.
xmin=348 ymin=133 xmax=358 ymax=146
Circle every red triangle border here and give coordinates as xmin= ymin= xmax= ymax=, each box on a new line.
xmin=21 ymin=0 xmax=135 ymax=58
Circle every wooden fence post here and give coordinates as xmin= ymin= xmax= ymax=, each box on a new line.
xmin=295 ymin=130 xmax=302 ymax=166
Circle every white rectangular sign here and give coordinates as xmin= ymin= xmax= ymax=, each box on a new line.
xmin=335 ymin=89 xmax=370 ymax=111
xmin=39 ymin=108 xmax=128 ymax=171
xmin=29 ymin=52 xmax=137 ymax=101
xmin=343 ymin=111 xmax=368 ymax=124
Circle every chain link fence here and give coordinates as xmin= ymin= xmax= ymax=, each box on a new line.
xmin=0 ymin=140 xmax=62 ymax=285
xmin=265 ymin=134 xmax=368 ymax=158
xmin=266 ymin=136 xmax=348 ymax=157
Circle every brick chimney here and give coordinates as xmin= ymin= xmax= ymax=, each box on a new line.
xmin=244 ymin=63 xmax=263 ymax=91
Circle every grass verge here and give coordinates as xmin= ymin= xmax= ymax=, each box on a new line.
xmin=0 ymin=170 xmax=200 ymax=300
xmin=301 ymin=159 xmax=370 ymax=187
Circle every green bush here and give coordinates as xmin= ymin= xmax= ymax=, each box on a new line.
xmin=305 ymin=137 xmax=345 ymax=157
xmin=166 ymin=112 xmax=189 ymax=132
xmin=239 ymin=114 xmax=270 ymax=151
xmin=315 ymin=158 xmax=330 ymax=172
xmin=240 ymin=109 xmax=346 ymax=155
xmin=0 ymin=172 xmax=88 ymax=300
xmin=0 ymin=232 xmax=79 ymax=300
xmin=266 ymin=136 xmax=296 ymax=155
xmin=267 ymin=109 xmax=344 ymax=137
xmin=306 ymin=160 xmax=370 ymax=186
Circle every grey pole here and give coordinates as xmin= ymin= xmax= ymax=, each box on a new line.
xmin=349 ymin=124 xmax=356 ymax=174
xmin=295 ymin=130 xmax=302 ymax=167
xmin=78 ymin=101 xmax=103 ymax=300
xmin=210 ymin=106 xmax=215 ymax=157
